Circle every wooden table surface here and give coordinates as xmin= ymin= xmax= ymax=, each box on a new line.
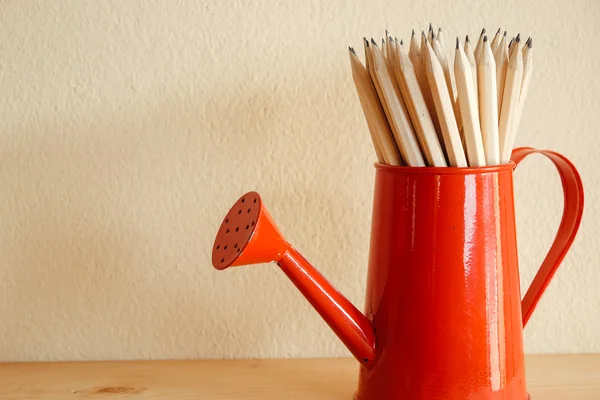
xmin=1 ymin=355 xmax=599 ymax=399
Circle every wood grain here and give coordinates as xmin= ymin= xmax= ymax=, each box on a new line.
xmin=1 ymin=355 xmax=599 ymax=399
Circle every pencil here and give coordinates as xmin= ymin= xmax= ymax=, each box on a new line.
xmin=494 ymin=33 xmax=509 ymax=116
xmin=464 ymin=35 xmax=479 ymax=119
xmin=393 ymin=41 xmax=447 ymax=166
xmin=433 ymin=36 xmax=462 ymax=132
xmin=438 ymin=27 xmax=460 ymax=137
xmin=455 ymin=38 xmax=486 ymax=167
xmin=474 ymin=28 xmax=486 ymax=61
xmin=370 ymin=41 xmax=426 ymax=166
xmin=437 ymin=27 xmax=446 ymax=52
xmin=349 ymin=47 xmax=403 ymax=165
xmin=385 ymin=34 xmax=395 ymax=69
xmin=513 ymin=38 xmax=533 ymax=144
xmin=424 ymin=40 xmax=468 ymax=167
xmin=499 ymin=39 xmax=524 ymax=163
xmin=364 ymin=37 xmax=373 ymax=74
xmin=477 ymin=37 xmax=500 ymax=165
xmin=409 ymin=29 xmax=421 ymax=65
xmin=491 ymin=28 xmax=502 ymax=53
xmin=413 ymin=31 xmax=441 ymax=136
xmin=509 ymin=33 xmax=521 ymax=59
xmin=352 ymin=48 xmax=383 ymax=164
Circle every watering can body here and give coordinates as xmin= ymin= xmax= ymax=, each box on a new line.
xmin=211 ymin=147 xmax=584 ymax=400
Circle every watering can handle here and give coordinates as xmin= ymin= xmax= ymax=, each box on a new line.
xmin=511 ymin=147 xmax=584 ymax=327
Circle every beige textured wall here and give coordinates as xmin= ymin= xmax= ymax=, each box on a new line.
xmin=0 ymin=0 xmax=598 ymax=362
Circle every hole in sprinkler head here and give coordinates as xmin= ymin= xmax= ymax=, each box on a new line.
xmin=221 ymin=258 xmax=224 ymax=263
xmin=246 ymin=225 xmax=249 ymax=230
xmin=247 ymin=208 xmax=251 ymax=213
xmin=242 ymin=198 xmax=245 ymax=203
xmin=226 ymin=229 xmax=229 ymax=234
xmin=238 ymin=210 xmax=242 ymax=215
xmin=237 ymin=248 xmax=240 ymax=253
xmin=216 ymin=245 xmax=220 ymax=250
xmin=236 ymin=227 xmax=239 ymax=232
xmin=254 ymin=199 xmax=257 ymax=203
xmin=234 ymin=244 xmax=237 ymax=248
xmin=251 ymin=221 xmax=255 ymax=226
xmin=224 ymin=245 xmax=228 ymax=250
xmin=225 ymin=219 xmax=228 ymax=223
xmin=363 ymin=358 xmax=369 ymax=363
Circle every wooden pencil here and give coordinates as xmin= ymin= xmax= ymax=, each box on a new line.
xmin=499 ymin=39 xmax=524 ymax=163
xmin=491 ymin=28 xmax=502 ymax=53
xmin=365 ymin=39 xmax=402 ymax=163
xmin=393 ymin=41 xmax=447 ymax=166
xmin=370 ymin=41 xmax=426 ymax=166
xmin=413 ymin=31 xmax=441 ymax=136
xmin=464 ymin=35 xmax=479 ymax=119
xmin=509 ymin=33 xmax=521 ymax=59
xmin=437 ymin=27 xmax=446 ymax=52
xmin=513 ymin=38 xmax=533 ymax=143
xmin=438 ymin=27 xmax=460 ymax=137
xmin=508 ymin=37 xmax=515 ymax=51
xmin=477 ymin=37 xmax=500 ymax=165
xmin=385 ymin=34 xmax=395 ymax=69
xmin=409 ymin=30 xmax=421 ymax=65
xmin=474 ymin=28 xmax=486 ymax=61
xmin=349 ymin=47 xmax=402 ymax=165
xmin=409 ymin=30 xmax=422 ymax=87
xmin=433 ymin=37 xmax=462 ymax=132
xmin=424 ymin=40 xmax=468 ymax=167
xmin=494 ymin=34 xmax=509 ymax=116
xmin=455 ymin=38 xmax=486 ymax=167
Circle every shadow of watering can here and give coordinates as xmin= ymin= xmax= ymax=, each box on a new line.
xmin=211 ymin=147 xmax=584 ymax=400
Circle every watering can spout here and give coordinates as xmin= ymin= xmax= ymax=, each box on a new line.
xmin=211 ymin=192 xmax=376 ymax=368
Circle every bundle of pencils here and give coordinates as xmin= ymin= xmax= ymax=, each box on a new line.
xmin=349 ymin=25 xmax=533 ymax=167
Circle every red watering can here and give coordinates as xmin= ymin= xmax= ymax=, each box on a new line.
xmin=211 ymin=147 xmax=583 ymax=399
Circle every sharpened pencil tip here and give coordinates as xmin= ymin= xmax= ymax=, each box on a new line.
xmin=363 ymin=37 xmax=369 ymax=47
xmin=422 ymin=30 xmax=426 ymax=38
xmin=438 ymin=27 xmax=442 ymax=33
xmin=503 ymin=31 xmax=507 ymax=37
xmin=371 ymin=38 xmax=378 ymax=47
xmin=429 ymin=23 xmax=433 ymax=32
xmin=528 ymin=37 xmax=533 ymax=48
xmin=466 ymin=34 xmax=470 ymax=43
xmin=496 ymin=28 xmax=501 ymax=35
xmin=456 ymin=37 xmax=459 ymax=49
xmin=400 ymin=39 xmax=403 ymax=46
xmin=516 ymin=33 xmax=521 ymax=42
xmin=481 ymin=28 xmax=486 ymax=36
xmin=412 ymin=29 xmax=415 ymax=36
xmin=483 ymin=36 xmax=488 ymax=42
